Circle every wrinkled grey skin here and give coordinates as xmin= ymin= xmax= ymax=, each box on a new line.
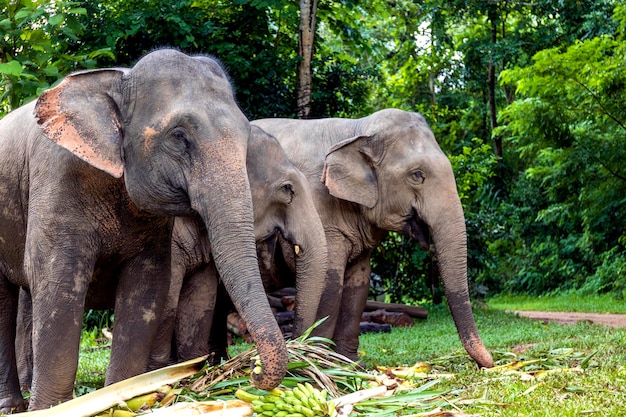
xmin=0 ymin=49 xmax=286 ymax=412
xmin=149 ymin=126 xmax=328 ymax=366
xmin=16 ymin=127 xmax=327 ymax=394
xmin=252 ymin=109 xmax=494 ymax=368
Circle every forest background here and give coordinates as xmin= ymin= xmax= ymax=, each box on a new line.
xmin=2 ymin=0 xmax=625 ymax=307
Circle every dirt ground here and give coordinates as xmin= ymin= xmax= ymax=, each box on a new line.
xmin=511 ymin=310 xmax=626 ymax=328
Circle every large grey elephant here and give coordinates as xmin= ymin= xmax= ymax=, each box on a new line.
xmin=16 ymin=126 xmax=327 ymax=389
xmin=151 ymin=125 xmax=328 ymax=366
xmin=252 ymin=109 xmax=494 ymax=368
xmin=0 ymin=49 xmax=286 ymax=412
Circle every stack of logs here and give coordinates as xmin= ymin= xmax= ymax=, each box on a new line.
xmin=226 ymin=287 xmax=428 ymax=344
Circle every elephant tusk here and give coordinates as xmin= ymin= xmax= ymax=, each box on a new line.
xmin=294 ymin=244 xmax=301 ymax=255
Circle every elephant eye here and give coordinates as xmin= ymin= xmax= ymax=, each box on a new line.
xmin=280 ymin=183 xmax=294 ymax=204
xmin=171 ymin=128 xmax=187 ymax=142
xmin=411 ymin=170 xmax=426 ymax=184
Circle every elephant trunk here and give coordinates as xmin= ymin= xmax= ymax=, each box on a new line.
xmin=428 ymin=193 xmax=494 ymax=369
xmin=290 ymin=188 xmax=328 ymax=337
xmin=191 ymin=148 xmax=287 ymax=390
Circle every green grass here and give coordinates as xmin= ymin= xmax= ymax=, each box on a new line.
xmin=486 ymin=292 xmax=626 ymax=314
xmin=75 ymin=296 xmax=626 ymax=416
xmin=357 ymin=305 xmax=626 ymax=416
xmin=75 ymin=329 xmax=110 ymax=395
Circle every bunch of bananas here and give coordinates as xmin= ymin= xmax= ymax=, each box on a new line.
xmin=235 ymin=382 xmax=337 ymax=417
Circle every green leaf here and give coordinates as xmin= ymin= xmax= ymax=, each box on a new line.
xmin=48 ymin=13 xmax=64 ymax=26
xmin=580 ymin=350 xmax=598 ymax=369
xmin=68 ymin=8 xmax=87 ymax=15
xmin=0 ymin=60 xmax=24 ymax=76
xmin=14 ymin=9 xmax=33 ymax=21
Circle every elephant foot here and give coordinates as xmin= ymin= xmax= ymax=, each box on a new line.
xmin=333 ymin=342 xmax=360 ymax=363
xmin=0 ymin=399 xmax=26 ymax=414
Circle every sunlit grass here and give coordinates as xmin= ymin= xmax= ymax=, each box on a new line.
xmin=487 ymin=291 xmax=626 ymax=314
xmin=76 ymin=299 xmax=626 ymax=416
xmin=75 ymin=328 xmax=110 ymax=395
xmin=357 ymin=305 xmax=626 ymax=416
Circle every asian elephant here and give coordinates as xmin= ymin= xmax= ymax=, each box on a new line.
xmin=252 ymin=109 xmax=494 ymax=368
xmin=151 ymin=125 xmax=327 ymax=365
xmin=0 ymin=49 xmax=286 ymax=412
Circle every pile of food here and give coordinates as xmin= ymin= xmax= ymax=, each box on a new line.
xmin=18 ymin=325 xmax=469 ymax=417
xmin=19 ymin=325 xmax=590 ymax=417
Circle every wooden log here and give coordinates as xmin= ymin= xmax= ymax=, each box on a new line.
xmin=359 ymin=322 xmax=391 ymax=334
xmin=361 ymin=309 xmax=414 ymax=327
xmin=364 ymin=300 xmax=428 ymax=319
xmin=269 ymin=287 xmax=297 ymax=297
xmin=273 ymin=310 xmax=294 ymax=325
xmin=281 ymin=295 xmax=295 ymax=308
xmin=267 ymin=294 xmax=284 ymax=310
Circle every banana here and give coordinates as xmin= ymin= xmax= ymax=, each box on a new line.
xmin=124 ymin=391 xmax=164 ymax=411
xmin=237 ymin=383 xmax=336 ymax=416
xmin=269 ymin=388 xmax=285 ymax=397
xmin=112 ymin=410 xmax=137 ymax=417
xmin=292 ymin=385 xmax=309 ymax=404
xmin=235 ymin=388 xmax=260 ymax=403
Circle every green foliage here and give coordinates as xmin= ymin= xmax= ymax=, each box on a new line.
xmin=76 ymin=328 xmax=110 ymax=393
xmin=0 ymin=0 xmax=113 ymax=114
xmin=371 ymin=232 xmax=436 ymax=304
xmin=488 ymin=10 xmax=626 ymax=294
xmin=83 ymin=309 xmax=113 ymax=331
xmin=3 ymin=0 xmax=626 ymax=301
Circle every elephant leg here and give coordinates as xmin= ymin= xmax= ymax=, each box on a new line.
xmin=175 ymin=262 xmax=218 ymax=362
xmin=332 ymin=252 xmax=372 ymax=361
xmin=312 ymin=259 xmax=347 ymax=340
xmin=16 ymin=288 xmax=33 ymax=394
xmin=147 ymin=262 xmax=186 ymax=370
xmin=28 ymin=254 xmax=91 ymax=410
xmin=107 ymin=249 xmax=170 ymax=384
xmin=207 ymin=282 xmax=232 ymax=365
xmin=0 ymin=277 xmax=24 ymax=413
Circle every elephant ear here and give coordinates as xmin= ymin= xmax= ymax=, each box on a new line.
xmin=35 ymin=69 xmax=127 ymax=178
xmin=321 ymin=135 xmax=383 ymax=208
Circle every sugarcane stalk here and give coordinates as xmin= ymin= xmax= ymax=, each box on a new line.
xmin=16 ymin=356 xmax=207 ymax=417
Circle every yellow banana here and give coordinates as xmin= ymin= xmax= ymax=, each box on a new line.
xmin=111 ymin=410 xmax=137 ymax=417
xmin=124 ymin=391 xmax=162 ymax=411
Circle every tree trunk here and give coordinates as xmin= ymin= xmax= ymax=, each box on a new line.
xmin=488 ymin=15 xmax=501 ymax=159
xmin=297 ymin=0 xmax=318 ymax=119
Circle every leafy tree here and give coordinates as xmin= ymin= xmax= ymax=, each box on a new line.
xmin=0 ymin=0 xmax=112 ymax=114
xmin=485 ymin=5 xmax=626 ymax=295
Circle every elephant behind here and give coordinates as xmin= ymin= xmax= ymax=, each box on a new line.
xmin=252 ymin=109 xmax=494 ymax=368
xmin=0 ymin=49 xmax=286 ymax=412
xmin=153 ymin=126 xmax=328 ymax=365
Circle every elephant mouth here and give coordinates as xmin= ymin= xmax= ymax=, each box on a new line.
xmin=257 ymin=228 xmax=300 ymax=259
xmin=404 ymin=208 xmax=431 ymax=250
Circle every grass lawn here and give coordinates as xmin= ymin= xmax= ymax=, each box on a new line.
xmin=486 ymin=291 xmax=626 ymax=314
xmin=75 ymin=295 xmax=626 ymax=416
xmin=358 ymin=304 xmax=626 ymax=416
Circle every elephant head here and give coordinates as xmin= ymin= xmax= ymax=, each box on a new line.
xmin=34 ymin=50 xmax=287 ymax=390
xmin=247 ymin=126 xmax=327 ymax=336
xmin=165 ymin=126 xmax=328 ymax=364
xmin=321 ymin=109 xmax=493 ymax=368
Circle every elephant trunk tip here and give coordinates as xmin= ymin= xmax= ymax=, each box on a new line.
xmin=250 ymin=357 xmax=288 ymax=391
xmin=249 ymin=330 xmax=288 ymax=391
xmin=475 ymin=351 xmax=495 ymax=369
xmin=465 ymin=336 xmax=494 ymax=368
